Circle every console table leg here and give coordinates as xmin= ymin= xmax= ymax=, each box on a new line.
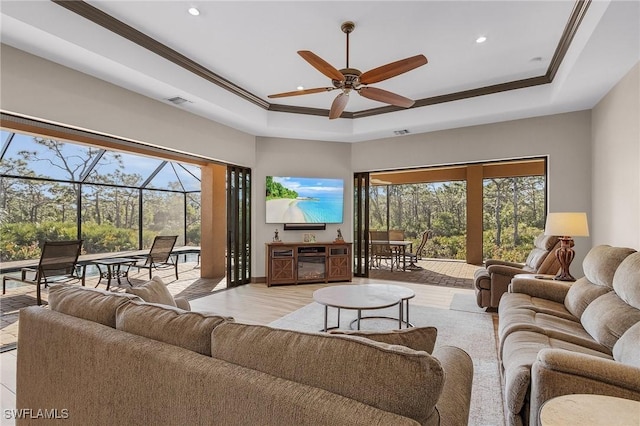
xmin=323 ymin=305 xmax=328 ymax=332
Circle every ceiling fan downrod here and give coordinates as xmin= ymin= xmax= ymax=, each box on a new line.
xmin=341 ymin=21 xmax=355 ymax=69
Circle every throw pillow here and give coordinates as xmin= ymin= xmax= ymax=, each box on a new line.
xmin=48 ymin=284 xmax=142 ymax=328
xmin=116 ymin=301 xmax=233 ymax=356
xmin=211 ymin=322 xmax=444 ymax=425
xmin=126 ymin=276 xmax=176 ymax=307
xmin=329 ymin=326 xmax=437 ymax=353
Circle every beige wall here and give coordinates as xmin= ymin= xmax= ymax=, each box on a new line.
xmin=0 ymin=45 xmax=256 ymax=167
xmin=5 ymin=43 xmax=636 ymax=279
xmin=352 ymin=111 xmax=593 ymax=275
xmin=591 ymin=62 xmax=640 ymax=250
xmin=254 ymin=137 xmax=353 ymax=277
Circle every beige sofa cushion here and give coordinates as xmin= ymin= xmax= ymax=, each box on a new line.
xmin=564 ymin=245 xmax=636 ymax=318
xmin=126 ymin=276 xmax=176 ymax=307
xmin=116 ymin=301 xmax=233 ymax=356
xmin=582 ymin=245 xmax=636 ymax=288
xmin=581 ymin=292 xmax=640 ymax=351
xmin=564 ymin=278 xmax=611 ymax=318
xmin=613 ymin=322 xmax=640 ymax=368
xmin=329 ymin=326 xmax=437 ymax=353
xmin=612 ymin=252 xmax=640 ymax=309
xmin=48 ymin=284 xmax=142 ymax=327
xmin=501 ymin=329 xmax=612 ymax=414
xmin=211 ymin=323 xmax=444 ymax=425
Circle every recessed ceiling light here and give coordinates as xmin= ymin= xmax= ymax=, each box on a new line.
xmin=476 ymin=36 xmax=487 ymax=44
xmin=188 ymin=7 xmax=200 ymax=16
xmin=297 ymin=86 xmax=304 ymax=91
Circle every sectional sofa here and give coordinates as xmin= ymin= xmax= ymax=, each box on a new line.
xmin=17 ymin=284 xmax=473 ymax=425
xmin=497 ymin=245 xmax=640 ymax=426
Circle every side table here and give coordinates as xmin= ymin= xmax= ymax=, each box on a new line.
xmin=539 ymin=394 xmax=640 ymax=425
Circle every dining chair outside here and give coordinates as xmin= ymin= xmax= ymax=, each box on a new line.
xmin=2 ymin=240 xmax=85 ymax=305
xmin=131 ymin=235 xmax=179 ymax=280
xmin=369 ymin=230 xmax=397 ymax=271
xmin=401 ymin=230 xmax=433 ymax=267
xmin=388 ymin=229 xmax=406 ymax=265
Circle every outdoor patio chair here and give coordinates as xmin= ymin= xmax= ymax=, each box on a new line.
xmin=2 ymin=240 xmax=85 ymax=305
xmin=369 ymin=230 xmax=398 ymax=271
xmin=400 ymin=229 xmax=433 ymax=267
xmin=131 ymin=235 xmax=179 ymax=280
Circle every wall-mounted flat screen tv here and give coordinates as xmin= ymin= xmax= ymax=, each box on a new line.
xmin=266 ymin=176 xmax=344 ymax=224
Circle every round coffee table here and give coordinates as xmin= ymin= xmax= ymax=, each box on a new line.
xmin=313 ymin=284 xmax=415 ymax=332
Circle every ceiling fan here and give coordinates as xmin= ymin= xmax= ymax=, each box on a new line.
xmin=268 ymin=21 xmax=428 ymax=119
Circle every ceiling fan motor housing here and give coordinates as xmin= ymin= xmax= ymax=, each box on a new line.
xmin=333 ymin=68 xmax=362 ymax=90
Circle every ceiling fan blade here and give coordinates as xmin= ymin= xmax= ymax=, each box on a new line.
xmin=298 ymin=50 xmax=345 ymax=82
xmin=358 ymin=87 xmax=415 ymax=108
xmin=329 ymin=92 xmax=349 ymax=119
xmin=268 ymin=87 xmax=335 ymax=99
xmin=360 ymin=54 xmax=428 ymax=85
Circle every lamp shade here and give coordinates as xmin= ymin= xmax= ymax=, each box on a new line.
xmin=544 ymin=212 xmax=590 ymax=237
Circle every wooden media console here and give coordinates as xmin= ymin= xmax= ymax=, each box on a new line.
xmin=265 ymin=242 xmax=352 ymax=286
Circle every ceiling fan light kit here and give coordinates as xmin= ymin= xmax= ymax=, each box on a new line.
xmin=268 ymin=21 xmax=428 ymax=119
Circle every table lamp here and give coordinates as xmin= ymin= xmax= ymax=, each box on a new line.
xmin=544 ymin=212 xmax=590 ymax=281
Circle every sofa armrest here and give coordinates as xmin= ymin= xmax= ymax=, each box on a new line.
xmin=509 ymin=277 xmax=572 ymax=303
xmin=485 ymin=259 xmax=525 ymax=269
xmin=529 ymin=348 xmax=640 ymax=426
xmin=487 ymin=263 xmax=527 ymax=277
xmin=432 ymin=346 xmax=473 ymax=426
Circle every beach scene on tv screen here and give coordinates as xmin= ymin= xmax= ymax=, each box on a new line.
xmin=266 ymin=176 xmax=344 ymax=224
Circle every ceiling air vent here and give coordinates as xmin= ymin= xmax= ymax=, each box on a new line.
xmin=393 ymin=129 xmax=410 ymax=136
xmin=166 ymin=96 xmax=191 ymax=105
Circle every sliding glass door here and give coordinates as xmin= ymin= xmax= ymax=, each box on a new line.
xmin=226 ymin=166 xmax=251 ymax=287
xmin=353 ymin=172 xmax=370 ymax=277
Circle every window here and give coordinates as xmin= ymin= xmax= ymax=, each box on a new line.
xmin=0 ymin=130 xmax=201 ymax=261
xmin=482 ymin=175 xmax=546 ymax=262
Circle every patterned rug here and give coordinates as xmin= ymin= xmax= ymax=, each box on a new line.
xmin=270 ymin=302 xmax=505 ymax=426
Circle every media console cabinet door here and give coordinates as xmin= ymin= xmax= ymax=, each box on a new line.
xmin=267 ymin=245 xmax=295 ymax=286
xmin=328 ymin=245 xmax=352 ymax=281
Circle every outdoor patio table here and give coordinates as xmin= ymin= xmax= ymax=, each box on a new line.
xmin=91 ymin=257 xmax=139 ymax=290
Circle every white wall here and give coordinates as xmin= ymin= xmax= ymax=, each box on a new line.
xmin=254 ymin=137 xmax=352 ymax=277
xmin=351 ymin=111 xmax=594 ymax=275
xmin=0 ymin=45 xmax=256 ymax=167
xmin=591 ymin=62 xmax=640 ymax=250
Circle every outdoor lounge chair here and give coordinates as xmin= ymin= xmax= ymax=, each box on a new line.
xmin=131 ymin=235 xmax=179 ymax=280
xmin=2 ymin=240 xmax=85 ymax=305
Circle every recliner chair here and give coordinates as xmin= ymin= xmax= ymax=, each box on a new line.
xmin=474 ymin=234 xmax=561 ymax=309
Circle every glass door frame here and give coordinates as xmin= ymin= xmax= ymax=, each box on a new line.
xmin=226 ymin=165 xmax=251 ymax=287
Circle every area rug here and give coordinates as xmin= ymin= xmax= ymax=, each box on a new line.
xmin=450 ymin=292 xmax=488 ymax=314
xmin=270 ymin=303 xmax=505 ymax=426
